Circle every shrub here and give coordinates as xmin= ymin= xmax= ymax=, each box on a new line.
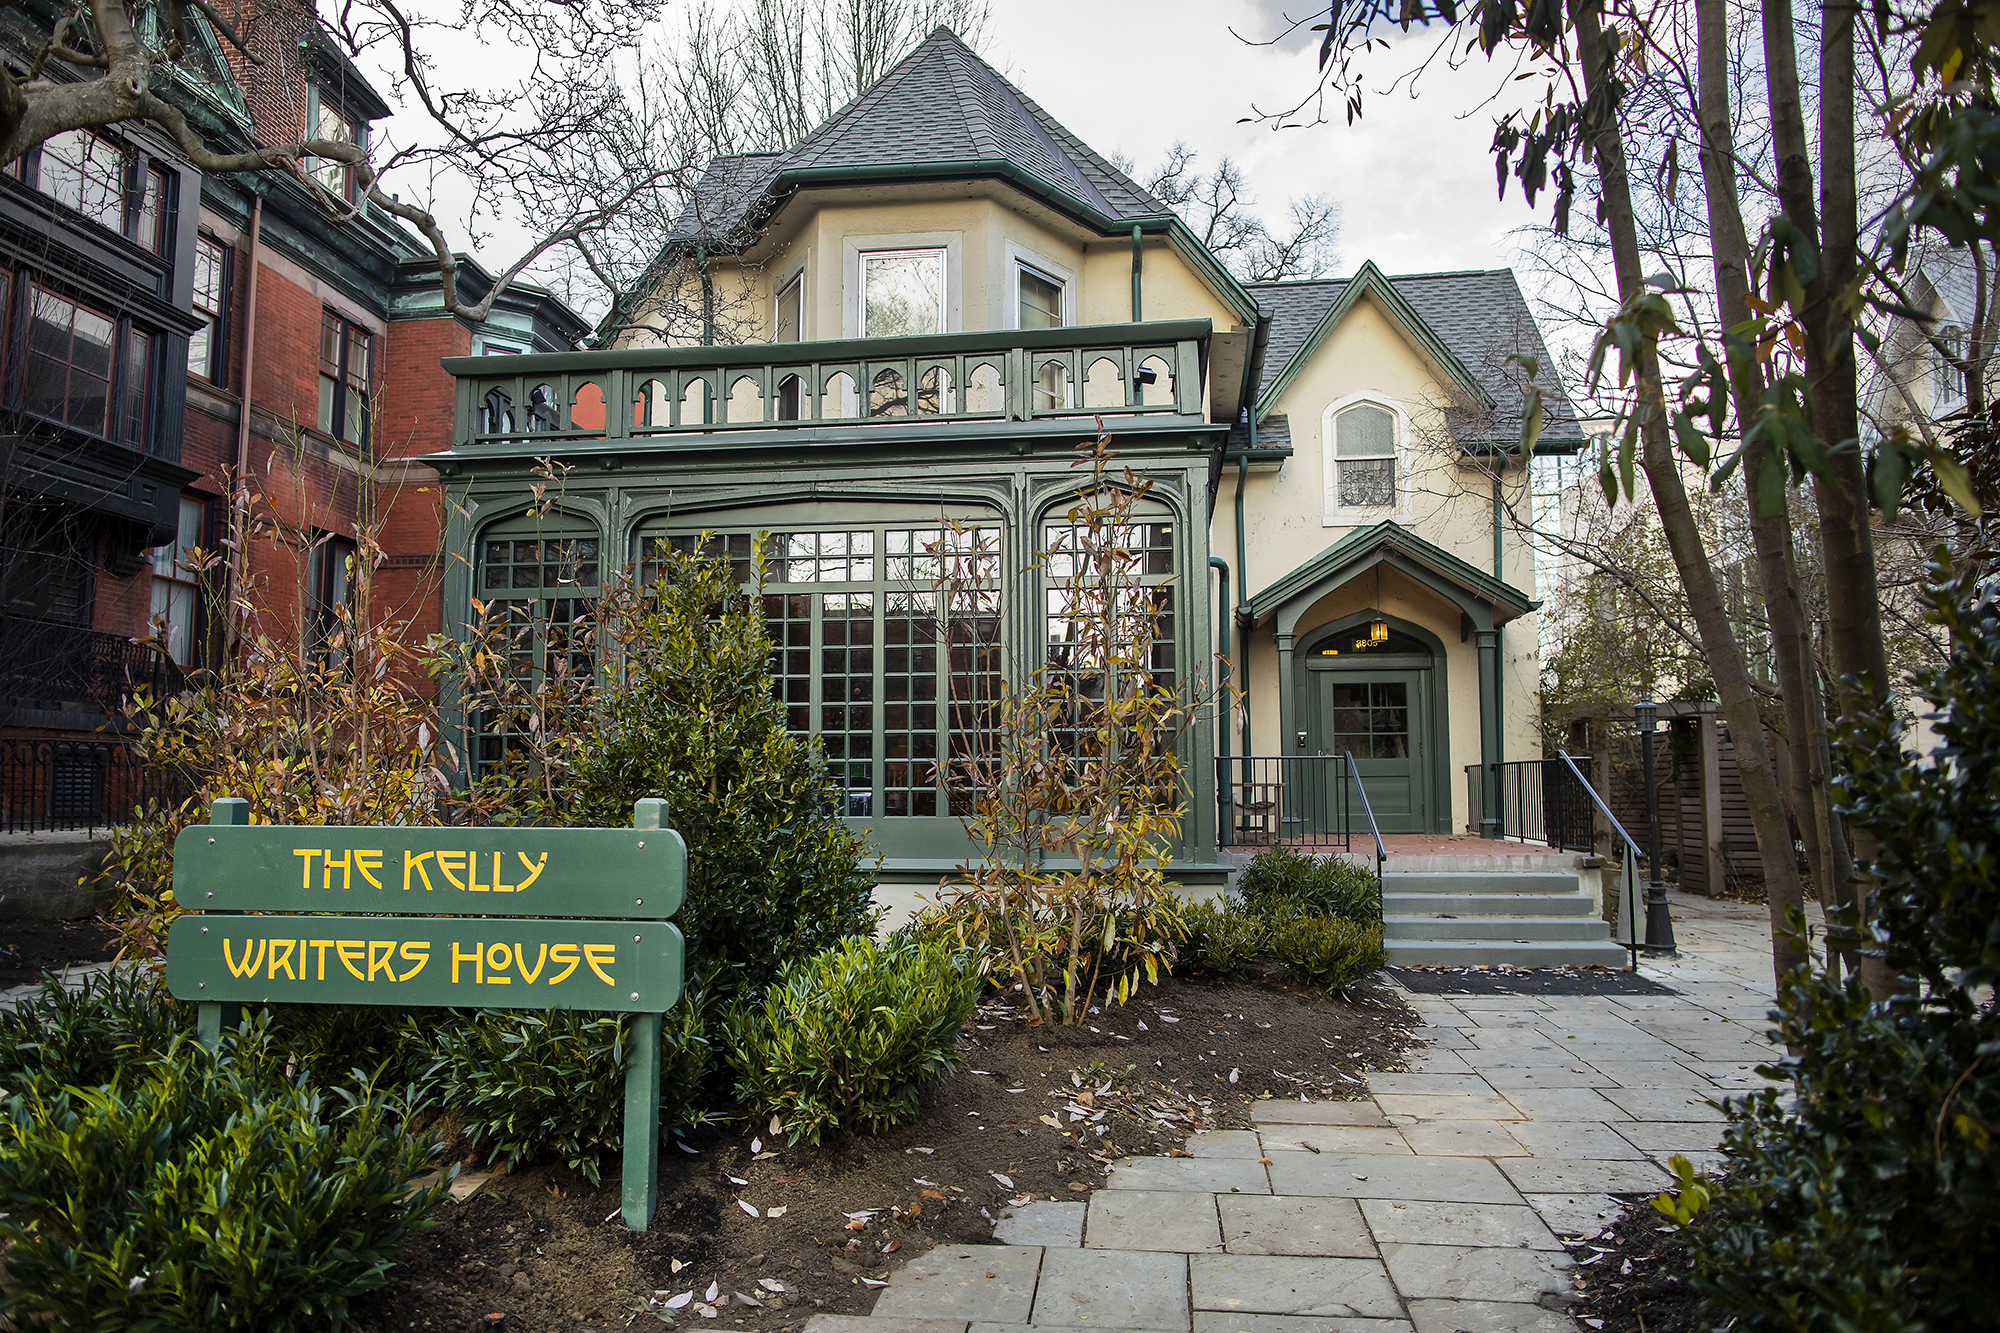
xmin=1176 ymin=898 xmax=1266 ymax=978
xmin=724 ymin=935 xmax=979 ymax=1146
xmin=1235 ymin=846 xmax=1381 ymax=924
xmin=565 ymin=544 xmax=878 ymax=1003
xmin=1263 ymin=907 xmax=1388 ymax=993
xmin=0 ymin=1026 xmax=446 ymax=1332
xmin=1685 ymin=551 xmax=2000 ymax=1330
xmin=414 ymin=995 xmax=714 ymax=1183
xmin=0 ymin=967 xmax=192 ymax=1095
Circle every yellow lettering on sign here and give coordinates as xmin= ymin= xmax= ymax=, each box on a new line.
xmin=490 ymin=853 xmax=516 ymax=893
xmin=224 ymin=937 xmax=266 ymax=978
xmin=367 ymin=940 xmax=397 ymax=981
xmin=355 ymin=849 xmax=385 ymax=889
xmin=466 ymin=852 xmax=488 ymax=892
xmin=436 ymin=851 xmax=467 ymax=890
xmin=336 ymin=940 xmax=367 ymax=981
xmin=398 ymin=941 xmax=430 ymax=981
xmin=268 ymin=938 xmax=297 ymax=980
xmin=403 ymin=850 xmax=437 ymax=892
xmin=515 ymin=852 xmax=548 ymax=891
xmin=484 ymin=942 xmax=512 ymax=982
xmin=451 ymin=941 xmax=482 ymax=984
xmin=583 ymin=944 xmax=617 ymax=985
xmin=548 ymin=943 xmax=580 ymax=985
xmin=309 ymin=939 xmax=334 ymax=980
xmin=293 ymin=848 xmax=319 ymax=889
xmin=515 ymin=943 xmax=548 ymax=984
xmin=323 ymin=849 xmax=351 ymax=890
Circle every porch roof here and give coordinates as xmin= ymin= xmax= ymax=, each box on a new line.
xmin=1247 ymin=520 xmax=1539 ymax=632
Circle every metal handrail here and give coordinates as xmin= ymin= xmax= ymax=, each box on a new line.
xmin=1342 ymin=749 xmax=1388 ymax=893
xmin=1554 ymin=751 xmax=1644 ymax=861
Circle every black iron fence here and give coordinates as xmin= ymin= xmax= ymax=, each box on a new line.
xmin=1216 ymin=755 xmax=1356 ymax=849
xmin=1464 ymin=757 xmax=1598 ymax=852
xmin=0 ymin=615 xmax=184 ymax=718
xmin=0 ymin=737 xmax=188 ymax=834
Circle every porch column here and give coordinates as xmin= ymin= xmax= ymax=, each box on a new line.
xmin=1476 ymin=627 xmax=1501 ymax=837
xmin=1275 ymin=629 xmax=1297 ymax=762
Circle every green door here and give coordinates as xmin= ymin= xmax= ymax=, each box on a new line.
xmin=1310 ymin=669 xmax=1430 ymax=833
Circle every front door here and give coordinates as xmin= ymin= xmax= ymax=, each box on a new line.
xmin=1310 ymin=669 xmax=1430 ymax=833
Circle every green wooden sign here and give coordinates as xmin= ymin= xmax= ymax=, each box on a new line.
xmin=172 ymin=824 xmax=685 ymax=918
xmin=165 ymin=797 xmax=684 ymax=1231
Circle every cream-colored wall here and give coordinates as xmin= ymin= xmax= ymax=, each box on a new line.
xmin=1213 ymin=289 xmax=1544 ymax=833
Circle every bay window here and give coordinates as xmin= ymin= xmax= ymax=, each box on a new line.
xmin=24 ymin=287 xmax=116 ymax=435
xmin=860 ymin=249 xmax=945 ymax=338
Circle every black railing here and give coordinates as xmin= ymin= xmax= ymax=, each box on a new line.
xmin=1464 ymin=757 xmax=1598 ymax=851
xmin=0 ymin=616 xmax=185 ymax=718
xmin=1216 ymin=755 xmax=1355 ymax=849
xmin=0 ymin=737 xmax=188 ymax=834
xmin=1342 ymin=749 xmax=1388 ymax=896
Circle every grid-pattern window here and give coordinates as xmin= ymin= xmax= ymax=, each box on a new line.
xmin=149 ymin=496 xmax=206 ymax=666
xmin=24 ymin=287 xmax=116 ymax=434
xmin=189 ymin=237 xmax=228 ymax=382
xmin=474 ymin=528 xmax=600 ymax=772
xmin=1044 ymin=520 xmax=1176 ymax=681
xmin=1333 ymin=403 xmax=1397 ymax=508
xmin=35 ymin=129 xmax=126 ymax=233
xmin=1329 ymin=681 xmax=1410 ymax=759
xmin=636 ymin=522 xmax=1001 ymax=817
xmin=318 ymin=311 xmax=372 ymax=446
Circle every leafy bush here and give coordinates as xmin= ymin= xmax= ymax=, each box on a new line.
xmin=1685 ymin=552 xmax=2000 ymax=1330
xmin=0 ymin=1025 xmax=445 ymax=1331
xmin=0 ymin=967 xmax=192 ymax=1095
xmin=415 ymin=996 xmax=714 ymax=1183
xmin=566 ymin=544 xmax=878 ymax=1002
xmin=724 ymin=935 xmax=979 ymax=1146
xmin=1176 ymin=898 xmax=1266 ymax=978
xmin=1177 ymin=897 xmax=1386 ymax=993
xmin=1235 ymin=846 xmax=1381 ymax=924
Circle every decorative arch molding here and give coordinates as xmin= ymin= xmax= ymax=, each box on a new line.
xmin=1294 ymin=607 xmax=1452 ymax=834
xmin=1320 ymin=390 xmax=1414 ymax=525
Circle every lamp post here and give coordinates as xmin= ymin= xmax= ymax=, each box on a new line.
xmin=1635 ymin=697 xmax=1677 ymax=954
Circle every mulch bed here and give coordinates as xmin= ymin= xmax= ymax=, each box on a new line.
xmin=0 ymin=917 xmax=119 ymax=989
xmin=1562 ymin=1197 xmax=1706 ymax=1333
xmin=348 ymin=975 xmax=1418 ymax=1332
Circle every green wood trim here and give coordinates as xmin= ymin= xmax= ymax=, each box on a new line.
xmin=1253 ymin=261 xmax=1490 ymax=421
xmin=1248 ymin=521 xmax=1538 ymax=625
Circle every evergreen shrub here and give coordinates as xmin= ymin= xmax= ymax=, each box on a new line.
xmin=1685 ymin=552 xmax=2000 ymax=1330
xmin=0 ymin=967 xmax=192 ymax=1095
xmin=1234 ymin=845 xmax=1382 ymax=924
xmin=0 ymin=1025 xmax=445 ymax=1332
xmin=724 ymin=934 xmax=979 ymax=1145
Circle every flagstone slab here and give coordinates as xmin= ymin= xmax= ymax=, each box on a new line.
xmin=808 ymin=1318 xmax=968 ymax=1333
xmin=1357 ymin=1200 xmax=1562 ymax=1252
xmin=1192 ymin=1312 xmax=1413 ymax=1333
xmin=1189 ymin=1255 xmax=1403 ymax=1320
xmin=1405 ymin=1299 xmax=1580 ymax=1333
xmin=1250 ymin=1100 xmax=1392 ymax=1127
xmin=1596 ymin=1088 xmax=1727 ymax=1122
xmin=1473 ymin=1066 xmax=1617 ymax=1090
xmin=1106 ymin=1156 xmax=1271 ymax=1195
xmin=1395 ymin=1121 xmax=1528 ymax=1157
xmin=1496 ymin=1157 xmax=1670 ymax=1195
xmin=1218 ymin=1196 xmax=1377 ymax=1258
xmin=1496 ymin=1088 xmax=1630 ymax=1122
xmin=1189 ymin=1130 xmax=1270 ymax=1159
xmin=871 ymin=1246 xmax=1042 ymax=1324
xmin=1365 ymin=1074 xmax=1497 ymax=1096
xmin=1373 ymin=1093 xmax=1522 ymax=1122
xmin=992 ymin=1201 xmax=1085 ymax=1248
xmin=1502 ymin=1119 xmax=1645 ymax=1160
xmin=1086 ymin=1190 xmax=1224 ymax=1253
xmin=1261 ymin=1126 xmax=1412 ymax=1155
xmin=1030 ymin=1247 xmax=1189 ymax=1330
xmin=1377 ymin=1243 xmax=1570 ymax=1302
xmin=1518 ymin=1192 xmax=1625 ymax=1240
xmin=1613 ymin=1120 xmax=1730 ymax=1154
xmin=1264 ymin=1153 xmax=1522 ymax=1206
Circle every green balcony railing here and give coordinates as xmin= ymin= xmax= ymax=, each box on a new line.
xmin=444 ymin=320 xmax=1212 ymax=446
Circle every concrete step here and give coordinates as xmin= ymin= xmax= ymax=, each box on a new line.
xmin=1383 ymin=891 xmax=1597 ymax=917
xmin=1385 ymin=938 xmax=1633 ymax=968
xmin=1385 ymin=914 xmax=1615 ymax=942
xmin=1385 ymin=872 xmax=1582 ymax=895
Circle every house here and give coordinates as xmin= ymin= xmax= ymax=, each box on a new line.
xmin=0 ymin=4 xmax=586 ymax=831
xmin=429 ymin=27 xmax=1585 ymax=879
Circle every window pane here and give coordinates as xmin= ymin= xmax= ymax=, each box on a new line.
xmin=123 ymin=329 xmax=153 ymax=451
xmin=37 ymin=129 xmax=125 ymax=233
xmin=1335 ymin=404 xmax=1396 ymax=458
xmin=775 ymin=275 xmax=802 ymax=343
xmin=861 ymin=250 xmax=943 ymax=337
xmin=189 ymin=324 xmax=212 ymax=380
xmin=318 ymin=375 xmax=337 ymax=434
xmin=139 ymin=167 xmax=169 ymax=253
xmin=24 ymin=287 xmax=115 ymax=435
xmin=320 ymin=313 xmax=341 ymax=375
xmin=1336 ymin=458 xmax=1396 ymax=508
xmin=1019 ymin=268 xmax=1063 ymax=329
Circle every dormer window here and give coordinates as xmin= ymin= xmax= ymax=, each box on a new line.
xmin=308 ymin=91 xmax=363 ymax=202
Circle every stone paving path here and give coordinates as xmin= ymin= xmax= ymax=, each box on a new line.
xmin=806 ymin=892 xmax=1807 ymax=1333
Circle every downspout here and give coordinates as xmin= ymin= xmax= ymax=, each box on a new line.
xmin=1211 ymin=555 xmax=1232 ymax=846
xmin=1130 ymin=225 xmax=1143 ymax=322
xmin=225 ymin=192 xmax=263 ymax=661
xmin=1493 ymin=461 xmax=1504 ymax=776
xmin=698 ymin=243 xmax=715 ymax=347
xmin=1235 ymin=446 xmax=1251 ymax=759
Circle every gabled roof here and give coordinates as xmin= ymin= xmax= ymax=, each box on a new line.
xmin=1249 ymin=520 xmax=1539 ymax=629
xmin=1249 ymin=266 xmax=1586 ymax=454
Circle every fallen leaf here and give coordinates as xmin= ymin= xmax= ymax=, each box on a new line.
xmin=882 ymin=1240 xmax=902 ymax=1254
xmin=921 ymin=1190 xmax=947 ymax=1200
xmin=603 ymin=1207 xmax=622 ymax=1223
xmin=908 ymin=1201 xmax=922 ymax=1217
xmin=671 ymin=1259 xmax=687 ymax=1274
xmin=665 ymin=1292 xmax=694 ymax=1309
xmin=1068 ymin=1182 xmax=1089 ymax=1191
xmin=751 ymin=1138 xmax=763 ymax=1154
xmin=677 ymin=1142 xmax=699 ymax=1155
xmin=696 ymin=1304 xmax=718 ymax=1319
xmin=735 ymin=1292 xmax=763 ymax=1308
xmin=990 ymin=1172 xmax=1014 ymax=1188
xmin=1167 ymin=1149 xmax=1193 ymax=1158
xmin=845 ymin=1219 xmax=868 ymax=1231
xmin=1258 ymin=1157 xmax=1274 ymax=1165
xmin=909 ymin=1146 xmax=935 ymax=1154
xmin=862 ymin=1279 xmax=889 ymax=1288
xmin=767 ymin=1206 xmax=787 ymax=1218
xmin=706 ymin=1282 xmax=720 ymax=1302
xmin=737 ymin=1200 xmax=760 ymax=1217
xmin=758 ymin=1279 xmax=786 ymax=1293
xmin=728 ymin=1175 xmax=749 ymax=1186
xmin=754 ymin=1151 xmax=778 ymax=1160
xmin=770 ymin=1115 xmax=783 ymax=1136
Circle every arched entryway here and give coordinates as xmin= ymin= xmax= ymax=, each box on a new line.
xmin=1295 ymin=611 xmax=1449 ymax=833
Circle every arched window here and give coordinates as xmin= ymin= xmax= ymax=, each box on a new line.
xmin=1332 ymin=402 xmax=1398 ymax=509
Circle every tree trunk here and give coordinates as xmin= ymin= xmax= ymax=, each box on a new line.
xmin=1574 ymin=0 xmax=1811 ymax=984
xmin=1695 ymin=0 xmax=1857 ymax=978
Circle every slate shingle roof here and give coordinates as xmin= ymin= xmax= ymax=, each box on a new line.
xmin=667 ymin=26 xmax=1167 ymax=248
xmin=1248 ymin=269 xmax=1586 ymax=448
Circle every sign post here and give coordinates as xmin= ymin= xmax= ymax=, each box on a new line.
xmin=167 ymin=797 xmax=686 ymax=1230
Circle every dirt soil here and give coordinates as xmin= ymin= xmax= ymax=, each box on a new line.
xmin=1563 ymin=1198 xmax=1705 ymax=1333
xmin=0 ymin=917 xmax=119 ymax=989
xmin=350 ymin=975 xmax=1417 ymax=1333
